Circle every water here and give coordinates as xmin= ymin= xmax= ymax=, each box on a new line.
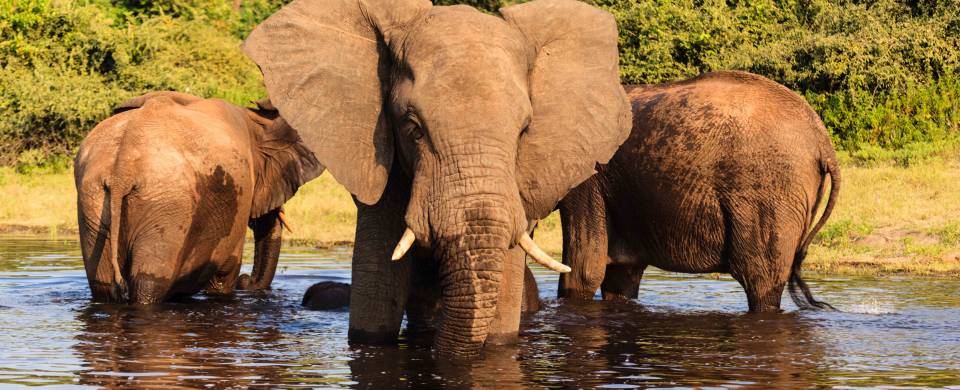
xmin=0 ymin=236 xmax=958 ymax=388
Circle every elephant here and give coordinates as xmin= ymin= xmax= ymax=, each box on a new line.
xmin=242 ymin=0 xmax=631 ymax=357
xmin=556 ymin=71 xmax=840 ymax=312
xmin=302 ymin=281 xmax=351 ymax=310
xmin=74 ymin=91 xmax=322 ymax=304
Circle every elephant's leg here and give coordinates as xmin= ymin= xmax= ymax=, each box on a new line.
xmin=405 ymin=249 xmax=440 ymax=335
xmin=724 ymin=204 xmax=796 ymax=313
xmin=732 ymin=264 xmax=790 ymax=313
xmin=206 ymin=239 xmax=245 ymax=295
xmin=600 ymin=264 xmax=646 ymax=301
xmin=558 ymin=177 xmax=609 ymax=300
xmin=485 ymin=246 xmax=526 ymax=345
xmin=521 ymin=264 xmax=541 ymax=314
xmin=348 ymin=172 xmax=412 ymax=344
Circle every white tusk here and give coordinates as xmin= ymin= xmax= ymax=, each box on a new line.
xmin=519 ymin=233 xmax=570 ymax=273
xmin=391 ymin=228 xmax=416 ymax=261
xmin=278 ymin=210 xmax=294 ymax=233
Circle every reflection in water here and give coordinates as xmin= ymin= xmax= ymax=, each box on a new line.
xmin=73 ymin=296 xmax=295 ymax=388
xmin=0 ymin=237 xmax=958 ymax=388
xmin=521 ymin=301 xmax=822 ymax=387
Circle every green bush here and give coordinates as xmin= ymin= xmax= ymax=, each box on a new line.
xmin=1 ymin=0 xmax=958 ymax=166
xmin=0 ymin=0 xmax=279 ymax=165
xmin=596 ymin=0 xmax=960 ymax=151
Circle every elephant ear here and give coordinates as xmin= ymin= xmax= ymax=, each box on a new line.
xmin=242 ymin=0 xmax=431 ymax=205
xmin=502 ymin=0 xmax=632 ymax=220
xmin=113 ymin=91 xmax=202 ymax=114
xmin=250 ymin=117 xmax=325 ymax=218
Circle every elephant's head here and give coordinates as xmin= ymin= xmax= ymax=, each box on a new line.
xmin=243 ymin=0 xmax=630 ymax=356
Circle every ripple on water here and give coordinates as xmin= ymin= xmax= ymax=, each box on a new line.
xmin=0 ymin=236 xmax=957 ymax=388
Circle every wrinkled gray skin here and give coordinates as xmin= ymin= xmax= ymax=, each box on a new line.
xmin=242 ymin=0 xmax=631 ymax=357
xmin=557 ymin=72 xmax=840 ymax=312
xmin=75 ymin=92 xmax=321 ymax=304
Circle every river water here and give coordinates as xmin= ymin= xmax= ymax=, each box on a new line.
xmin=0 ymin=236 xmax=957 ymax=388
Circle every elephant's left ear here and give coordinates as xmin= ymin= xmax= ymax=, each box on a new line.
xmin=502 ymin=0 xmax=632 ymax=220
xmin=250 ymin=117 xmax=325 ymax=219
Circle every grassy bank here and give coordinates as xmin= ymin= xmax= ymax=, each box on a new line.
xmin=2 ymin=155 xmax=959 ymax=277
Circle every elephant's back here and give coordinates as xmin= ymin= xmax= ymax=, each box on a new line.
xmin=618 ymin=71 xmax=825 ymax=187
xmin=603 ymin=72 xmax=827 ymax=272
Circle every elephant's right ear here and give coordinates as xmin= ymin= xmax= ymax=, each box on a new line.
xmin=242 ymin=0 xmax=431 ymax=205
xmin=113 ymin=91 xmax=202 ymax=114
xmin=250 ymin=117 xmax=325 ymax=219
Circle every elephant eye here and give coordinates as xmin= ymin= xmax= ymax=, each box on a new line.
xmin=409 ymin=126 xmax=423 ymax=141
xmin=403 ymin=116 xmax=423 ymax=141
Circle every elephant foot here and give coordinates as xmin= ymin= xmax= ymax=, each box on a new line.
xmin=484 ymin=330 xmax=519 ymax=346
xmin=302 ymin=281 xmax=351 ymax=310
xmin=235 ymin=274 xmax=253 ymax=290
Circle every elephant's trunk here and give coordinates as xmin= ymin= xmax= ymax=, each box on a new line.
xmin=242 ymin=208 xmax=283 ymax=290
xmin=433 ymin=196 xmax=512 ymax=358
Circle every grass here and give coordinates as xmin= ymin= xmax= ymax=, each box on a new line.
xmin=804 ymin=152 xmax=960 ymax=277
xmin=1 ymin=154 xmax=958 ymax=277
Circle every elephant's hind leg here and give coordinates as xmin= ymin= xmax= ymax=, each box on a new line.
xmin=724 ymin=203 xmax=796 ymax=313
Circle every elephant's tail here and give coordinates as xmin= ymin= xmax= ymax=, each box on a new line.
xmin=107 ymin=178 xmax=131 ymax=302
xmin=788 ymin=152 xmax=840 ymax=311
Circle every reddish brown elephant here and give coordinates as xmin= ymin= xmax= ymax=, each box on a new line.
xmin=74 ymin=92 xmax=321 ymax=304
xmin=558 ymin=71 xmax=840 ymax=312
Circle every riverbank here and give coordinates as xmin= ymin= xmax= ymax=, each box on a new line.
xmin=2 ymin=156 xmax=958 ymax=277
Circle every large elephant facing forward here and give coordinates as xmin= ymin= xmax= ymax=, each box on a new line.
xmin=558 ymin=71 xmax=840 ymax=312
xmin=242 ymin=0 xmax=631 ymax=357
xmin=75 ymin=92 xmax=321 ymax=304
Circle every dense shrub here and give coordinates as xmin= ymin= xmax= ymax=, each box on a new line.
xmin=1 ymin=0 xmax=958 ymax=166
xmin=598 ymin=0 xmax=960 ymax=151
xmin=0 ymin=0 xmax=280 ymax=165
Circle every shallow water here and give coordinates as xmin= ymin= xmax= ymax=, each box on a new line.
xmin=0 ymin=236 xmax=958 ymax=388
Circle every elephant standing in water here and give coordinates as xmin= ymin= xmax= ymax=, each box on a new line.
xmin=558 ymin=71 xmax=840 ymax=312
xmin=243 ymin=0 xmax=631 ymax=356
xmin=75 ymin=92 xmax=321 ymax=304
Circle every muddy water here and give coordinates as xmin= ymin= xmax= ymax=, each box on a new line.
xmin=0 ymin=236 xmax=958 ymax=388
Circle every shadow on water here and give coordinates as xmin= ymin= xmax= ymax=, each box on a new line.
xmin=0 ymin=237 xmax=958 ymax=388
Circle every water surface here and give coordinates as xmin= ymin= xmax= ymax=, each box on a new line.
xmin=0 ymin=236 xmax=958 ymax=388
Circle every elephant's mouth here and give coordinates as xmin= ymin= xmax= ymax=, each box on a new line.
xmin=390 ymin=219 xmax=568 ymax=357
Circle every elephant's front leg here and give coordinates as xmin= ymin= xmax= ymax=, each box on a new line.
xmin=405 ymin=248 xmax=440 ymax=335
xmin=348 ymin=176 xmax=412 ymax=344
xmin=485 ymin=246 xmax=526 ymax=345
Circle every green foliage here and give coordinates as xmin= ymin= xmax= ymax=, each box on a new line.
xmin=598 ymin=0 xmax=960 ymax=151
xmin=14 ymin=149 xmax=72 ymax=175
xmin=0 ymin=0 xmax=279 ymax=164
xmin=1 ymin=0 xmax=958 ymax=166
xmin=816 ymin=218 xmax=873 ymax=248
xmin=934 ymin=223 xmax=960 ymax=246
